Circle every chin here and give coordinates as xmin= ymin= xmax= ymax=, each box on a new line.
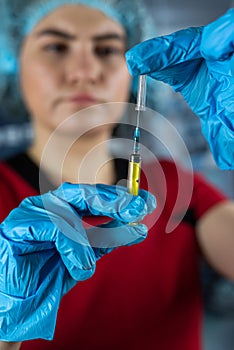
xmin=83 ymin=124 xmax=114 ymax=137
xmin=42 ymin=103 xmax=121 ymax=139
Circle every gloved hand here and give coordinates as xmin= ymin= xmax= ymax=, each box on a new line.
xmin=126 ymin=9 xmax=234 ymax=170
xmin=0 ymin=183 xmax=156 ymax=342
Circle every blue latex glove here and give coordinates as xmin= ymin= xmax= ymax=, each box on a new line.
xmin=126 ymin=9 xmax=234 ymax=170
xmin=0 ymin=183 xmax=156 ymax=341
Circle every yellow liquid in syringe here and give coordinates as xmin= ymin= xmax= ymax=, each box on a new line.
xmin=128 ymin=154 xmax=141 ymax=196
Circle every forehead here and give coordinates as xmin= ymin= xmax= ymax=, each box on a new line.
xmin=32 ymin=4 xmax=126 ymax=38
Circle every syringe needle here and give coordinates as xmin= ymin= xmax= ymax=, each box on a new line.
xmin=132 ymin=126 xmax=140 ymax=154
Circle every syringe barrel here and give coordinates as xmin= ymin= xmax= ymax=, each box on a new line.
xmin=135 ymin=75 xmax=146 ymax=111
xmin=127 ymin=153 xmax=142 ymax=196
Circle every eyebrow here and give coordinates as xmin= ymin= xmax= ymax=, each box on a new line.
xmin=35 ymin=28 xmax=126 ymax=42
xmin=94 ymin=33 xmax=126 ymax=42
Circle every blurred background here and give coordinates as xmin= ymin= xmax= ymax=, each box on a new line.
xmin=144 ymin=0 xmax=231 ymax=34
xmin=0 ymin=1 xmax=233 ymax=349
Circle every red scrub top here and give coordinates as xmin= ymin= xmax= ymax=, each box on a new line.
xmin=0 ymin=156 xmax=226 ymax=350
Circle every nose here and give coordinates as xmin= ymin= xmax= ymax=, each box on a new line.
xmin=66 ymin=46 xmax=103 ymax=85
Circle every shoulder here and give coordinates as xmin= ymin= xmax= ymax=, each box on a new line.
xmin=0 ymin=161 xmax=37 ymax=221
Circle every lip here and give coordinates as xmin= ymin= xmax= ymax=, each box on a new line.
xmin=68 ymin=94 xmax=100 ymax=106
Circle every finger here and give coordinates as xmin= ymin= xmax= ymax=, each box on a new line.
xmin=86 ymin=219 xmax=148 ymax=257
xmin=138 ymin=189 xmax=156 ymax=215
xmin=201 ymin=9 xmax=234 ymax=60
xmin=52 ymin=183 xmax=155 ymax=223
xmin=31 ymin=193 xmax=97 ymax=280
xmin=3 ymin=194 xmax=97 ymax=281
xmin=9 ymin=194 xmax=89 ymax=245
xmin=125 ymin=27 xmax=202 ymax=76
xmin=56 ymin=231 xmax=96 ymax=281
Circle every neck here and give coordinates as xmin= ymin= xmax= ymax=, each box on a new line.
xmin=27 ymin=123 xmax=116 ymax=186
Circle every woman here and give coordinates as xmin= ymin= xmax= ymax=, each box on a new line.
xmin=1 ymin=1 xmax=234 ymax=349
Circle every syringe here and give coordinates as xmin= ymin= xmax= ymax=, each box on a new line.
xmin=127 ymin=75 xmax=146 ymax=196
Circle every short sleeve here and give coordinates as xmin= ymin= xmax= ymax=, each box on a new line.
xmin=190 ymin=172 xmax=227 ymax=220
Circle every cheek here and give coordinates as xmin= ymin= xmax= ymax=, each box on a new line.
xmin=109 ymin=66 xmax=132 ymax=102
xmin=20 ymin=59 xmax=56 ymax=115
xmin=102 ymin=67 xmax=132 ymax=126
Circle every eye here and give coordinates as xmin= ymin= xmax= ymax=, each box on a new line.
xmin=95 ymin=46 xmax=124 ymax=59
xmin=43 ymin=42 xmax=68 ymax=54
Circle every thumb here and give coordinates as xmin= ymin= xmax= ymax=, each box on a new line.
xmin=201 ymin=9 xmax=234 ymax=60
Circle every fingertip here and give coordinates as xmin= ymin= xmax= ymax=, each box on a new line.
xmin=135 ymin=223 xmax=148 ymax=236
xmin=126 ymin=223 xmax=148 ymax=246
xmin=138 ymin=190 xmax=157 ymax=213
xmin=63 ymin=250 xmax=96 ymax=282
xmin=57 ymin=234 xmax=97 ymax=282
xmin=93 ymin=247 xmax=114 ymax=260
xmin=69 ymin=262 xmax=96 ymax=282
xmin=125 ymin=41 xmax=154 ymax=75
xmin=125 ymin=51 xmax=141 ymax=76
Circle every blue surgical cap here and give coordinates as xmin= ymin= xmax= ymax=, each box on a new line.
xmin=0 ymin=0 xmax=157 ymax=118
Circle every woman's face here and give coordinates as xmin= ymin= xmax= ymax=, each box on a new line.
xmin=20 ymin=5 xmax=131 ymax=134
